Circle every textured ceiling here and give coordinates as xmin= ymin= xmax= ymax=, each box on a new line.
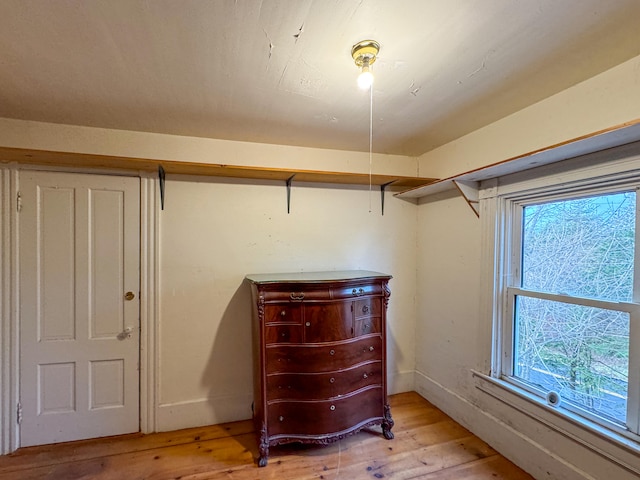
xmin=1 ymin=0 xmax=639 ymax=156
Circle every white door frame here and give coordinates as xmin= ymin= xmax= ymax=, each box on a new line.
xmin=0 ymin=166 xmax=12 ymax=455
xmin=0 ymin=165 xmax=159 ymax=454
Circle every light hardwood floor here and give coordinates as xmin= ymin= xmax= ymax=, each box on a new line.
xmin=0 ymin=392 xmax=534 ymax=479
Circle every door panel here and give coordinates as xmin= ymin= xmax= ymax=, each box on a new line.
xmin=19 ymin=171 xmax=140 ymax=447
xmin=38 ymin=362 xmax=75 ymax=414
xmin=39 ymin=186 xmax=76 ymax=342
xmin=90 ymin=359 xmax=125 ymax=409
xmin=90 ymin=188 xmax=127 ymax=339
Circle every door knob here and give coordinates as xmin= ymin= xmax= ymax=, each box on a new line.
xmin=117 ymin=326 xmax=134 ymax=340
xmin=124 ymin=291 xmax=135 ymax=301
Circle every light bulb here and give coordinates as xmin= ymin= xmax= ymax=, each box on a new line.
xmin=351 ymin=40 xmax=379 ymax=90
xmin=358 ymin=68 xmax=374 ymax=90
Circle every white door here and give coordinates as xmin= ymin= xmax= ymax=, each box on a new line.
xmin=18 ymin=171 xmax=140 ymax=447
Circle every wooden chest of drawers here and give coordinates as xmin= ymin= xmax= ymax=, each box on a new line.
xmin=246 ymin=271 xmax=394 ymax=467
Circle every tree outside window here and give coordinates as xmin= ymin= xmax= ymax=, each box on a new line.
xmin=513 ymin=192 xmax=634 ymax=424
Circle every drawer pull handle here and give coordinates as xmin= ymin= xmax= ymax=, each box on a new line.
xmin=330 ymin=377 xmax=335 ymax=383
xmin=352 ymin=288 xmax=365 ymax=297
xmin=362 ymin=305 xmax=370 ymax=314
xmin=290 ymin=292 xmax=305 ymax=301
xmin=330 ymin=349 xmax=335 ymax=355
xmin=281 ymin=332 xmax=287 ymax=337
xmin=279 ymin=416 xmax=284 ymax=421
xmin=369 ymin=346 xmax=374 ymax=352
xmin=305 ymin=322 xmax=311 ymax=327
xmin=364 ymin=323 xmax=370 ymax=330
xmin=330 ymin=405 xmax=336 ymax=411
xmin=363 ymin=373 xmax=368 ymax=379
xmin=280 ymin=310 xmax=286 ymax=317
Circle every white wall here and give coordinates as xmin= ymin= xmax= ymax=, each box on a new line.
xmin=413 ymin=54 xmax=640 ymax=479
xmin=415 ymin=182 xmax=640 ymax=480
xmin=418 ymin=54 xmax=640 ymax=180
xmin=0 ymin=117 xmax=416 ymax=177
xmin=156 ymin=176 xmax=418 ymax=430
xmin=0 ymin=121 xmax=420 ymax=444
xmin=416 ymin=191 xmax=485 ymax=389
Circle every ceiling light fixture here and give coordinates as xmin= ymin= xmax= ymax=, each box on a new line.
xmin=351 ymin=40 xmax=380 ymax=90
xmin=351 ymin=39 xmax=380 ymax=213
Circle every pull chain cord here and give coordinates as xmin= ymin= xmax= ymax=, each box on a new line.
xmin=368 ymin=83 xmax=373 ymax=213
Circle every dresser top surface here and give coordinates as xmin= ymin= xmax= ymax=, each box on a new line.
xmin=245 ymin=270 xmax=391 ymax=285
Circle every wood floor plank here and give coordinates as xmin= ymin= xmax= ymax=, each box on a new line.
xmin=0 ymin=392 xmax=534 ymax=480
xmin=418 ymin=455 xmax=534 ymax=479
xmin=312 ymin=435 xmax=498 ymax=480
xmin=0 ymin=420 xmax=254 ymax=473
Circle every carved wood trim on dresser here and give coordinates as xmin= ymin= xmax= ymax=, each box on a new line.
xmin=246 ymin=271 xmax=394 ymax=467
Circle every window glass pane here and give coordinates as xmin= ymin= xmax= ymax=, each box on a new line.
xmin=522 ymin=192 xmax=635 ymax=302
xmin=514 ymin=296 xmax=629 ymax=424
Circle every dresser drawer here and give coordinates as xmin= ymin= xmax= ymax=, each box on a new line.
xmin=265 ymin=324 xmax=303 ymax=344
xmin=266 ymin=335 xmax=382 ymax=374
xmin=303 ymin=302 xmax=353 ymax=343
xmin=354 ymin=317 xmax=381 ymax=336
xmin=266 ymin=360 xmax=382 ymax=401
xmin=264 ymin=305 xmax=302 ymax=324
xmin=267 ymin=386 xmax=383 ymax=437
xmin=332 ymin=283 xmax=384 ymax=299
xmin=354 ymin=297 xmax=381 ymax=319
xmin=261 ymin=287 xmax=331 ymax=302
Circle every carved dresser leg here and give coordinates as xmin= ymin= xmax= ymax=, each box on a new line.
xmin=382 ymin=403 xmax=394 ymax=440
xmin=257 ymin=425 xmax=269 ymax=467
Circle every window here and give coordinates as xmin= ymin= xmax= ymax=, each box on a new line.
xmin=491 ymin=158 xmax=640 ymax=442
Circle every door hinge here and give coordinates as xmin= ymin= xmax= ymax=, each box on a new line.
xmin=16 ymin=191 xmax=22 ymax=212
xmin=17 ymin=402 xmax=22 ymax=424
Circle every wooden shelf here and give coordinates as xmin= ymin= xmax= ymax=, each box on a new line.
xmin=395 ymin=119 xmax=640 ymax=216
xmin=0 ymin=146 xmax=437 ymax=190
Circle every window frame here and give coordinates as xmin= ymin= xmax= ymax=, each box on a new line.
xmin=485 ymin=144 xmax=640 ymax=446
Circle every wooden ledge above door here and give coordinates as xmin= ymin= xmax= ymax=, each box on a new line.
xmin=0 ymin=146 xmax=438 ymax=190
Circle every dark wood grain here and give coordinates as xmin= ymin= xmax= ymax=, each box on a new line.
xmin=355 ymin=317 xmax=381 ymax=336
xmin=303 ymin=302 xmax=353 ymax=342
xmin=354 ymin=297 xmax=382 ymax=318
xmin=264 ymin=304 xmax=302 ymax=324
xmin=248 ymin=273 xmax=394 ymax=467
xmin=264 ymin=324 xmax=303 ymax=344
xmin=267 ymin=387 xmax=383 ymax=437
xmin=266 ymin=360 xmax=382 ymax=400
xmin=265 ymin=335 xmax=382 ymax=374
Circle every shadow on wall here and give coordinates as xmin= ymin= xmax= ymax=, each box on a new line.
xmin=386 ymin=325 xmax=404 ymax=392
xmin=201 ymin=279 xmax=254 ymax=423
xmin=382 ymin=280 xmax=404 ymax=394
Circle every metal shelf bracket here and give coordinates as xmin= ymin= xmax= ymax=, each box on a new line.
xmin=286 ymin=174 xmax=295 ymax=214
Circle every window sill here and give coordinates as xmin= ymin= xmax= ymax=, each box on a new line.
xmin=472 ymin=371 xmax=640 ymax=476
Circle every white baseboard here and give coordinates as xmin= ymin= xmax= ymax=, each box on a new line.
xmin=156 ymin=393 xmax=253 ymax=432
xmin=414 ymin=370 xmax=597 ymax=480
xmin=388 ymin=370 xmax=415 ymax=395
